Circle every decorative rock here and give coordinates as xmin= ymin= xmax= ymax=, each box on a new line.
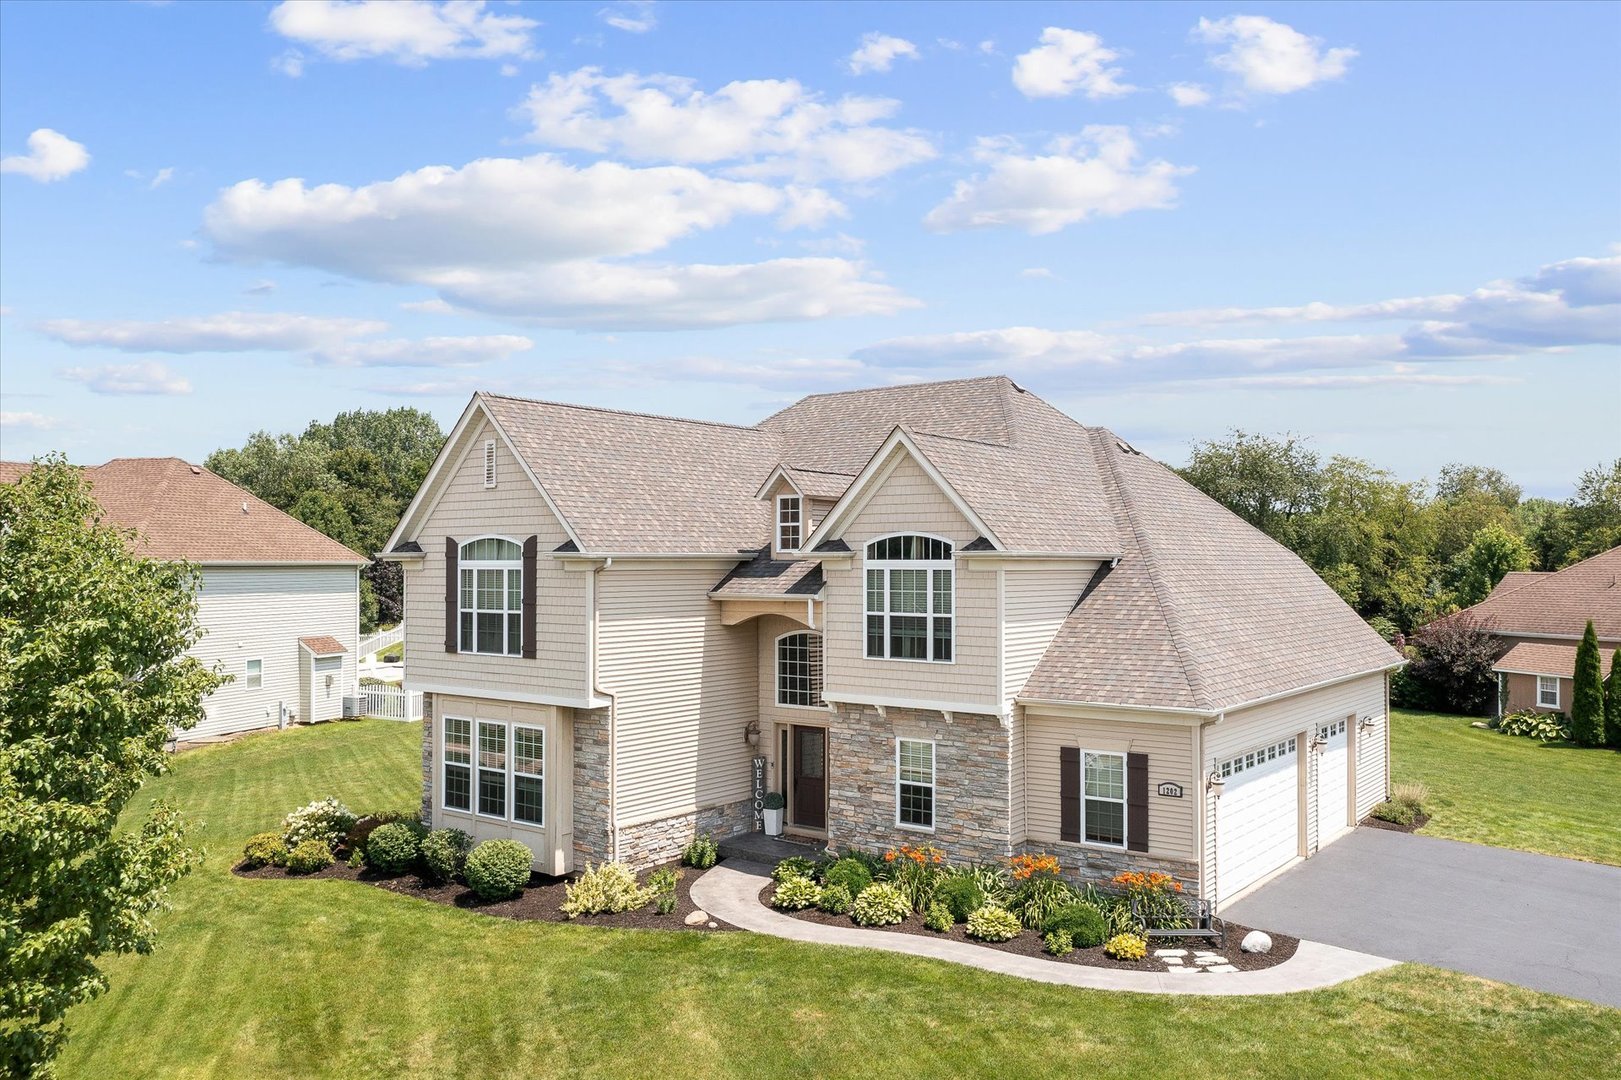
xmin=1241 ymin=930 xmax=1273 ymax=954
xmin=707 ymin=921 xmax=717 ymax=929
xmin=684 ymin=910 xmax=709 ymax=926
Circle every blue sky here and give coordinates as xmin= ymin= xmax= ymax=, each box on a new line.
xmin=1 ymin=0 xmax=1616 ymax=496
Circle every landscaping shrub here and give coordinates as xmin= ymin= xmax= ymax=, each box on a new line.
xmin=771 ymin=875 xmax=820 ymax=911
xmin=1371 ymin=800 xmax=1416 ymax=826
xmin=880 ymin=844 xmax=943 ymax=912
xmin=923 ymin=901 xmax=953 ymax=932
xmin=822 ymin=857 xmax=872 ymax=897
xmin=364 ymin=822 xmax=421 ymax=874
xmin=681 ymin=834 xmax=718 ymax=870
xmin=1042 ymin=902 xmax=1108 ymax=948
xmin=419 ymin=828 xmax=473 ymax=884
xmin=1044 ymin=929 xmax=1074 ymax=957
xmin=934 ymin=875 xmax=984 ymax=923
xmin=1104 ymin=932 xmax=1147 ymax=961
xmin=772 ymin=856 xmax=820 ymax=884
xmin=465 ymin=839 xmax=534 ymax=901
xmin=560 ymin=861 xmax=654 ymax=917
xmin=1077 ymin=884 xmax=1138 ymax=938
xmin=1112 ymin=871 xmax=1189 ymax=933
xmin=285 ymin=839 xmax=334 ymax=874
xmin=347 ymin=849 xmax=363 ymax=869
xmin=648 ymin=867 xmax=681 ymax=915
xmin=1572 ymin=621 xmax=1606 ymax=747
xmin=1403 ymin=614 xmax=1501 ymax=716
xmin=965 ymin=905 xmax=1021 ymax=943
xmin=1499 ymin=709 xmax=1571 ymax=742
xmin=851 ymin=882 xmax=910 ymax=926
xmin=241 ymin=832 xmax=287 ymax=869
xmin=281 ymin=797 xmax=357 ymax=851
xmin=833 ymin=848 xmax=887 ymax=881
xmin=817 ymin=883 xmax=853 ymax=915
xmin=942 ymin=863 xmax=1013 ymax=907
xmin=342 ymin=809 xmax=416 ymax=854
xmin=1391 ymin=782 xmax=1428 ymax=811
xmin=1010 ymin=875 xmax=1076 ymax=930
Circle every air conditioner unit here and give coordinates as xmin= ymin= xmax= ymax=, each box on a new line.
xmin=342 ymin=695 xmax=362 ymax=719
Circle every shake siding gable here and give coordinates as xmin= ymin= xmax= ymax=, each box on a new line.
xmin=404 ymin=419 xmax=588 ymax=702
xmin=1002 ymin=564 xmax=1098 ymax=708
xmin=191 ymin=565 xmax=357 ymax=739
xmin=822 ymin=453 xmax=999 ymax=708
xmin=596 ymin=562 xmax=757 ymax=826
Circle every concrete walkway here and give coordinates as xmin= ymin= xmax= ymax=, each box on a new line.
xmin=1223 ymin=828 xmax=1621 ymax=1007
xmin=691 ymin=861 xmax=1396 ymax=997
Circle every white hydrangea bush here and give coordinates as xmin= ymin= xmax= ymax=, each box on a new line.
xmin=281 ymin=797 xmax=357 ymax=851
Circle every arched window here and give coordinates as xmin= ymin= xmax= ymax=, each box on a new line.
xmin=459 ymin=537 xmax=522 ymax=656
xmin=864 ymin=535 xmax=953 ymax=662
xmin=776 ymin=631 xmax=824 ymax=707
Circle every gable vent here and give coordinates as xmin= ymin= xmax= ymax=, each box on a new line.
xmin=483 ymin=439 xmax=497 ymax=489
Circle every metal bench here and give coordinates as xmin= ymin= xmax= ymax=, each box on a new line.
xmin=1131 ymin=894 xmax=1225 ymax=949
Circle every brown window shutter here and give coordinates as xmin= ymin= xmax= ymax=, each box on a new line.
xmin=522 ymin=535 xmax=538 ymax=660
xmin=1059 ymin=746 xmax=1081 ymax=843
xmin=444 ymin=537 xmax=459 ymax=653
xmin=1126 ymin=751 xmax=1149 ymax=852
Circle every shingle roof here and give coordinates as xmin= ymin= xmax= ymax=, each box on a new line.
xmin=298 ymin=635 xmax=348 ymax=656
xmin=1493 ymin=641 xmax=1579 ymax=678
xmin=709 ymin=551 xmax=824 ymax=598
xmin=1456 ymin=547 xmax=1621 ymax=641
xmin=1484 ymin=570 xmax=1549 ymax=602
xmin=1 ymin=458 xmax=367 ymax=565
xmin=779 ymin=465 xmax=856 ymax=500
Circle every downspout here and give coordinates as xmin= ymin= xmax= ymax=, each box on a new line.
xmin=590 ymin=557 xmax=619 ymax=863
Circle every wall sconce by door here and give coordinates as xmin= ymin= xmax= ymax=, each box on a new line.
xmin=743 ymin=719 xmax=761 ymax=748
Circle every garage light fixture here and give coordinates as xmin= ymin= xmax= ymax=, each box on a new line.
xmin=1358 ymin=714 xmax=1376 ymax=733
xmin=1207 ymin=771 xmax=1226 ymax=797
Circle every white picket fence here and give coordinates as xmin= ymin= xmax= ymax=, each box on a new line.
xmin=360 ymin=679 xmax=423 ymax=722
xmin=359 ymin=624 xmax=405 ymax=660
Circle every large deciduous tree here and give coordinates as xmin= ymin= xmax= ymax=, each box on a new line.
xmin=1570 ymin=621 xmax=1605 ymax=747
xmin=1 ymin=458 xmax=223 ymax=1076
xmin=1447 ymin=523 xmax=1533 ymax=607
xmin=1178 ymin=431 xmax=1322 ymax=551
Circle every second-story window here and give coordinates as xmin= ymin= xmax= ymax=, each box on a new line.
xmin=459 ymin=537 xmax=523 ymax=656
xmin=776 ymin=631 xmax=824 ymax=707
xmin=777 ymin=494 xmax=802 ymax=553
xmin=864 ymin=535 xmax=953 ymax=662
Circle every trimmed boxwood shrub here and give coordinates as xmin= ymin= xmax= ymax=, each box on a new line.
xmin=465 ymin=839 xmax=534 ymax=901
xmin=285 ymin=838 xmax=335 ymax=874
xmin=822 ymin=857 xmax=872 ymax=897
xmin=1042 ymin=902 xmax=1109 ymax=948
xmin=365 ymin=822 xmax=421 ymax=874
xmin=420 ymin=828 xmax=473 ymax=884
xmin=935 ymin=875 xmax=984 ymax=923
xmin=242 ymin=832 xmax=288 ymax=869
xmin=851 ymin=882 xmax=910 ymax=926
xmin=966 ymin=904 xmax=1022 ymax=943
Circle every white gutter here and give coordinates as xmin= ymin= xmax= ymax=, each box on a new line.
xmin=958 ymin=550 xmax=1123 ymax=562
xmin=1016 ymin=696 xmax=1215 ymax=717
xmin=1018 ymin=660 xmax=1407 ymax=720
xmin=589 ymin=557 xmax=620 ymax=863
xmin=556 ymin=551 xmax=754 ymax=562
xmin=1213 ymin=661 xmax=1406 ymax=717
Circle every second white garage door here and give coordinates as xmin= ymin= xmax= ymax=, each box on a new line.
xmin=1215 ymin=736 xmax=1300 ymax=905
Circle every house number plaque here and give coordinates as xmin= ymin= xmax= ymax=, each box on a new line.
xmin=1157 ymin=781 xmax=1184 ymax=798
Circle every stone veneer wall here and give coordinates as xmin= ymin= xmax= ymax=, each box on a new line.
xmin=571 ymin=705 xmax=613 ymax=865
xmin=826 ymin=704 xmax=1014 ymax=865
xmin=616 ymin=799 xmax=755 ymax=871
xmin=1021 ymin=839 xmax=1201 ymax=897
xmin=418 ymin=692 xmax=435 ymax=826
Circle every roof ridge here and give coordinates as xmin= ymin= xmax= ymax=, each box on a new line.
xmin=1092 ymin=428 xmax=1211 ymax=710
xmin=479 ymin=391 xmax=768 ymax=434
xmin=768 ymin=374 xmax=1016 ymax=409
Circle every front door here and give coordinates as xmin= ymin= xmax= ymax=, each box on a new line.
xmin=791 ymin=725 xmax=827 ymax=831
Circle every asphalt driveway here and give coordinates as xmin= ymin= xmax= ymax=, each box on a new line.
xmin=1222 ymin=828 xmax=1621 ymax=1007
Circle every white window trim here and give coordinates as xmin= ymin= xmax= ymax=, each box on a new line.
xmin=476 ymin=720 xmax=508 ymax=819
xmin=443 ymin=715 xmax=547 ymax=827
xmin=1080 ymin=749 xmax=1127 ymax=850
xmin=483 ymin=439 xmax=497 ymax=489
xmin=458 ymin=535 xmax=524 ymax=657
xmin=864 ymin=533 xmax=956 ymax=665
xmin=774 ymin=630 xmax=827 ymax=710
xmin=243 ymin=658 xmax=263 ymax=690
xmin=512 ymin=723 xmax=545 ymax=827
xmin=1536 ymin=675 xmax=1561 ymax=708
xmin=441 ymin=714 xmax=474 ymax=815
xmin=894 ymin=737 xmax=936 ymax=832
xmin=776 ymin=493 xmax=802 ymax=554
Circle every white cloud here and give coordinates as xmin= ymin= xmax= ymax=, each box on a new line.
xmin=37 ymin=312 xmax=387 ymax=352
xmin=1174 ymin=371 xmax=1519 ymax=391
xmin=611 ymin=355 xmax=874 ymax=384
xmin=924 ymin=127 xmax=1191 ymax=234
xmin=267 ymin=0 xmax=536 ymax=67
xmin=309 ymin=334 xmax=532 ymax=367
xmin=1011 ymin=27 xmax=1133 ymax=99
xmin=799 ymin=232 xmax=866 ymax=256
xmin=1019 ymin=267 xmax=1055 ymax=279
xmin=1194 ymin=15 xmax=1355 ymax=97
xmin=847 ymin=33 xmax=919 ymax=75
xmin=273 ymin=50 xmax=306 ymax=77
xmin=1167 ymin=82 xmax=1210 ymax=107
xmin=60 ymin=361 xmax=192 ymax=395
xmin=1 ymin=128 xmax=90 ymax=182
xmin=401 ymin=297 xmax=456 ymax=314
xmin=599 ymin=1 xmax=656 ymax=33
xmin=516 ymin=68 xmax=936 ymax=183
xmin=0 ymin=411 xmax=61 ymax=430
xmin=150 ymin=166 xmax=175 ymax=188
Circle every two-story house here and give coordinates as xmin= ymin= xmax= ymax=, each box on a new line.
xmin=382 ymin=377 xmax=1402 ymax=908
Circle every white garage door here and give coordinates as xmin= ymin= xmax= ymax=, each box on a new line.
xmin=1316 ymin=718 xmax=1350 ymax=846
xmin=1216 ymin=736 xmax=1299 ymax=904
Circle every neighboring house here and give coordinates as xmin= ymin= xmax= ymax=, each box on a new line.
xmin=382 ymin=377 xmax=1402 ymax=908
xmin=1 ymin=458 xmax=367 ymax=738
xmin=1461 ymin=546 xmax=1621 ymax=716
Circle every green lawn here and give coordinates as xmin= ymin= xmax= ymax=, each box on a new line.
xmin=1391 ymin=708 xmax=1621 ymax=866
xmin=55 ymin=720 xmax=1618 ymax=1079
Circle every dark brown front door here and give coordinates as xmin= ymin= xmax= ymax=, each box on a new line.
xmin=792 ymin=725 xmax=827 ymax=831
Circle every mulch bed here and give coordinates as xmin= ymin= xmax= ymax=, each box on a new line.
xmin=233 ymin=856 xmax=737 ymax=932
xmin=1359 ymin=812 xmax=1430 ymax=834
xmin=761 ymin=883 xmax=1297 ymax=972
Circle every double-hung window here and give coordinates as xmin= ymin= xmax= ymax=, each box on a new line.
xmin=244 ymin=658 xmax=262 ymax=689
xmin=513 ymin=725 xmax=544 ymax=825
xmin=1083 ymin=751 xmax=1126 ymax=847
xmin=777 ymin=494 xmax=802 ymax=553
xmin=864 ymin=535 xmax=954 ymax=662
xmin=776 ymin=631 xmax=824 ymax=707
xmin=1537 ymin=675 xmax=1560 ymax=708
xmin=477 ymin=721 xmax=507 ymax=817
xmin=443 ymin=716 xmax=546 ymax=825
xmin=443 ymin=717 xmax=472 ymax=812
xmin=896 ymin=738 xmax=935 ymax=829
xmin=459 ymin=537 xmax=523 ymax=656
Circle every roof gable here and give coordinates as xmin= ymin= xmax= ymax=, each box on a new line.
xmin=1456 ymin=546 xmax=1621 ymax=640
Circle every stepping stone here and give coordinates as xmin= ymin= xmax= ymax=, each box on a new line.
xmin=1160 ymin=956 xmax=1184 ymax=965
xmin=1194 ymin=955 xmax=1229 ymax=965
xmin=1154 ymin=949 xmax=1188 ymax=957
xmin=1165 ymin=966 xmax=1199 ymax=975
xmin=684 ymin=910 xmax=708 ymax=926
xmin=1206 ymin=964 xmax=1239 ymax=973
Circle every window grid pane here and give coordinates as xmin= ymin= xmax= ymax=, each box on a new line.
xmin=477 ymin=719 xmax=506 ymax=816
xmin=1085 ymin=799 xmax=1124 ymax=845
xmin=890 ymin=615 xmax=927 ymax=659
xmin=444 ymin=764 xmax=471 ymax=811
xmin=865 ymin=614 xmax=885 ymax=658
xmin=778 ymin=496 xmax=802 ymax=551
xmin=776 ymin=632 xmax=824 ymax=707
xmin=898 ymin=740 xmax=933 ymax=784
xmin=444 ymin=718 xmax=471 ymax=764
xmin=1084 ymin=752 xmax=1124 ymax=800
xmin=866 ymin=568 xmax=884 ymax=612
xmin=889 ymin=568 xmax=926 ymax=613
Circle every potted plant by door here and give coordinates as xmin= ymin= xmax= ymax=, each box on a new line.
xmin=763 ymin=791 xmax=786 ymax=836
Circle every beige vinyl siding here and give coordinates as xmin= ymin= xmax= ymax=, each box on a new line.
xmin=190 ymin=565 xmax=358 ymax=739
xmin=823 ymin=453 xmax=999 ymax=708
xmin=404 ymin=419 xmax=589 ymax=702
xmin=1200 ymin=673 xmax=1386 ymax=891
xmin=1024 ymin=711 xmax=1199 ymax=860
xmin=597 ymin=562 xmax=757 ymax=826
xmin=1002 ymin=563 xmax=1098 ymax=708
xmin=1353 ymin=686 xmax=1388 ymax=822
